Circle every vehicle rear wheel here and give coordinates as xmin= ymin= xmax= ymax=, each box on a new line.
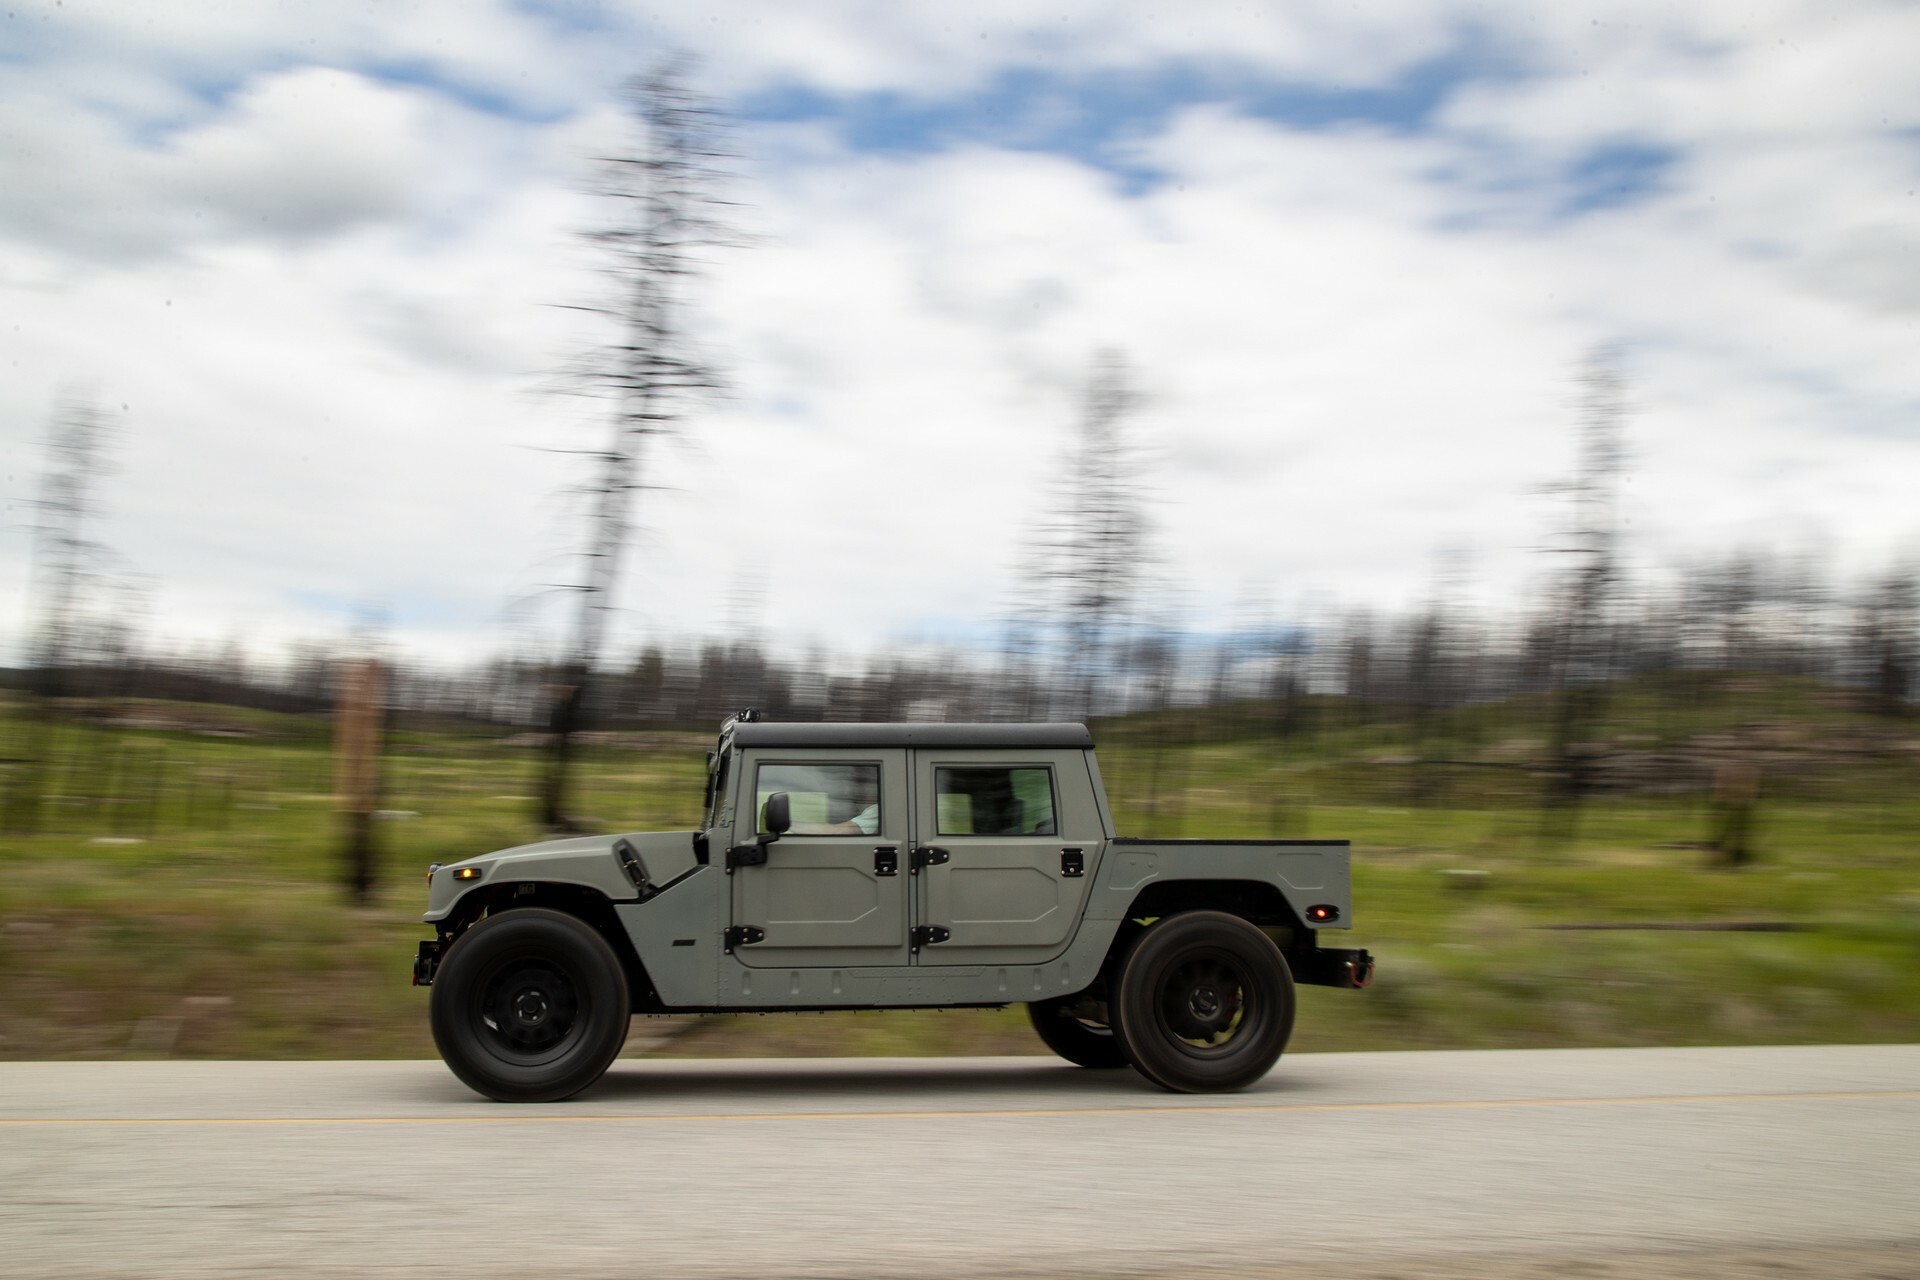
xmin=430 ymin=908 xmax=630 ymax=1102
xmin=1026 ymin=996 xmax=1129 ymax=1068
xmin=1111 ymin=910 xmax=1295 ymax=1093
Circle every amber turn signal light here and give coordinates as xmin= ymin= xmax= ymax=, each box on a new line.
xmin=1306 ymin=904 xmax=1339 ymax=922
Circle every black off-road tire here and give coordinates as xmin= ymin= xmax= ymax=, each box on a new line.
xmin=1111 ymin=910 xmax=1295 ymax=1093
xmin=430 ymin=908 xmax=630 ymax=1102
xmin=1026 ymin=996 xmax=1129 ymax=1069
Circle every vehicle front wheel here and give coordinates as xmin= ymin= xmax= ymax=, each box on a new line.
xmin=1111 ymin=910 xmax=1295 ymax=1093
xmin=430 ymin=908 xmax=630 ymax=1102
xmin=1026 ymin=996 xmax=1129 ymax=1068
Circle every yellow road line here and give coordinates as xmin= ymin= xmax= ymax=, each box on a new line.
xmin=3 ymin=1089 xmax=1916 ymax=1127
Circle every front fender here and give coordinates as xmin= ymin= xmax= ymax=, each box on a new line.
xmin=424 ymin=831 xmax=698 ymax=923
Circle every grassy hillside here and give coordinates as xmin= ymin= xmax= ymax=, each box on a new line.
xmin=1 ymin=682 xmax=1916 ymax=1060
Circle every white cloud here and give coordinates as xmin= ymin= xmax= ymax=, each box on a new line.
xmin=154 ymin=70 xmax=436 ymax=238
xmin=0 ymin=65 xmax=543 ymax=262
xmin=3 ymin=0 xmax=1918 ymax=671
xmin=1452 ymin=1 xmax=1920 ymax=148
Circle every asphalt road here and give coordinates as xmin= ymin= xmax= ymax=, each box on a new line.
xmin=2 ymin=1045 xmax=1916 ymax=1279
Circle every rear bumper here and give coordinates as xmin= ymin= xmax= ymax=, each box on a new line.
xmin=1289 ymin=946 xmax=1375 ymax=989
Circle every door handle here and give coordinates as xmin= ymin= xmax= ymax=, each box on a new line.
xmin=874 ymin=845 xmax=899 ymax=876
xmin=1060 ymin=848 xmax=1085 ymax=877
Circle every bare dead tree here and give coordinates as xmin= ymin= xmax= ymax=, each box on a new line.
xmin=1856 ymin=565 xmax=1917 ymax=718
xmin=1540 ymin=348 xmax=1628 ymax=842
xmin=1020 ymin=350 xmax=1153 ymax=721
xmin=4 ymin=395 xmax=118 ymax=835
xmin=1339 ymin=607 xmax=1378 ymax=727
xmin=25 ymin=397 xmax=114 ymax=693
xmin=1405 ymin=548 xmax=1471 ymax=806
xmin=1404 ymin=609 xmax=1446 ymax=803
xmin=539 ymin=63 xmax=732 ymax=831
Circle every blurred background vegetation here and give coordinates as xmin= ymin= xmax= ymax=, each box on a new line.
xmin=1 ymin=656 xmax=1915 ymax=1060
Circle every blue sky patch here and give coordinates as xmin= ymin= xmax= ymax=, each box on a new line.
xmin=1560 ymin=143 xmax=1678 ymax=214
xmin=363 ymin=56 xmax=575 ymax=123
xmin=740 ymin=45 xmax=1517 ymax=192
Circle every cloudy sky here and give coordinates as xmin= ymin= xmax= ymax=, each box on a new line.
xmin=4 ymin=1 xmax=1918 ymax=669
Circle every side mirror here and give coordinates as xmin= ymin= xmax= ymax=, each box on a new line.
xmin=764 ymin=792 xmax=792 ymax=836
xmin=729 ymin=793 xmax=789 ymax=872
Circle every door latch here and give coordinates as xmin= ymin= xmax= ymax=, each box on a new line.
xmin=1060 ymin=848 xmax=1085 ymax=878
xmin=874 ymin=845 xmax=899 ymax=876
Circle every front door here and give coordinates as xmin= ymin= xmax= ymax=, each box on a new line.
xmin=909 ymin=749 xmax=1100 ymax=966
xmin=729 ymin=748 xmax=911 ymax=968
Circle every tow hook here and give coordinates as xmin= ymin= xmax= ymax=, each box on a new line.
xmin=412 ymin=940 xmax=443 ymax=987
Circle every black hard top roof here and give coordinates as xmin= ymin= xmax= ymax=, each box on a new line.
xmin=728 ymin=721 xmax=1094 ymax=749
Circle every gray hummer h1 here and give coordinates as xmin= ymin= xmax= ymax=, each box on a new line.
xmin=414 ymin=713 xmax=1373 ymax=1101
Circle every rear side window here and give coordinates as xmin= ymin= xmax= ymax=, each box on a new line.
xmin=756 ymin=762 xmax=881 ymax=835
xmin=934 ymin=766 xmax=1056 ymax=836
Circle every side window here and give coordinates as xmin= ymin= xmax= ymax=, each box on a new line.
xmin=934 ymin=766 xmax=1056 ymax=836
xmin=755 ymin=762 xmax=882 ymax=835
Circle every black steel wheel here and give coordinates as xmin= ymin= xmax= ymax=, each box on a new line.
xmin=1026 ymin=995 xmax=1129 ymax=1069
xmin=1111 ymin=911 xmax=1294 ymax=1093
xmin=430 ymin=908 xmax=630 ymax=1102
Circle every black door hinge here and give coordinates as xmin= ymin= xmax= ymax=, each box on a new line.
xmin=723 ymin=925 xmax=765 ymax=953
xmin=1060 ymin=848 xmax=1085 ymax=878
xmin=910 ymin=845 xmax=950 ymax=873
xmin=874 ymin=845 xmax=899 ymax=876
xmin=910 ymin=925 xmax=951 ymax=950
xmin=726 ymin=842 xmax=769 ymax=872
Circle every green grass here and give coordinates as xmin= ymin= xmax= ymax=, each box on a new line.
xmin=1 ymin=685 xmax=1916 ymax=1060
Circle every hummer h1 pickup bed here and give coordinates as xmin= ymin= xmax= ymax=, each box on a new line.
xmin=414 ymin=713 xmax=1373 ymax=1101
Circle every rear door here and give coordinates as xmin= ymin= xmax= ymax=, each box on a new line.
xmin=909 ymin=748 xmax=1103 ymax=966
xmin=729 ymin=748 xmax=911 ymax=968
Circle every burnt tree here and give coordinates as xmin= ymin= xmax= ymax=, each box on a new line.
xmin=1021 ymin=350 xmax=1153 ymax=722
xmin=4 ymin=396 xmax=118 ymax=835
xmin=1541 ymin=349 xmax=1627 ymax=842
xmin=540 ymin=64 xmax=731 ymax=831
